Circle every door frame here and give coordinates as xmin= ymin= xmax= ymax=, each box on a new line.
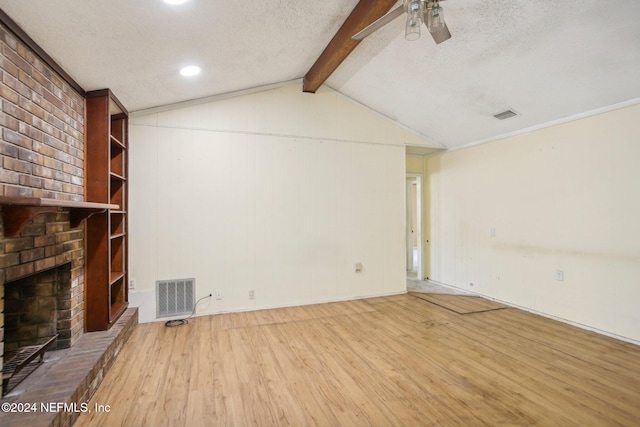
xmin=406 ymin=173 xmax=423 ymax=280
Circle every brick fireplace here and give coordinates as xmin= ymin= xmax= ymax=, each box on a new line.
xmin=0 ymin=12 xmax=138 ymax=426
xmin=0 ymin=210 xmax=85 ymax=393
xmin=0 ymin=206 xmax=138 ymax=426
xmin=4 ymin=262 xmax=72 ymax=352
xmin=1 ymin=211 xmax=84 ymax=340
xmin=1 ymin=17 xmax=85 ymax=396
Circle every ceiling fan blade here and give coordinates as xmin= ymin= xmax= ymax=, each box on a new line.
xmin=352 ymin=5 xmax=405 ymax=40
xmin=429 ymin=23 xmax=451 ymax=44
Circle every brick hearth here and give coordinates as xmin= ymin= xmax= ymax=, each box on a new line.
xmin=0 ymin=307 xmax=137 ymax=427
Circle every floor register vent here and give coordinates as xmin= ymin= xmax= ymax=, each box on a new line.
xmin=156 ymin=278 xmax=195 ymax=318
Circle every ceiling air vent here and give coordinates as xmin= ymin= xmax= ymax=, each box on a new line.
xmin=493 ymin=109 xmax=519 ymax=120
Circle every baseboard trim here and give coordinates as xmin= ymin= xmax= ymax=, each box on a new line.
xmin=424 ymin=279 xmax=640 ymax=347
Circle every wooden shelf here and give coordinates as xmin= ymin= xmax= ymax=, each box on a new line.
xmin=110 ymin=271 xmax=125 ymax=285
xmin=109 ymin=300 xmax=128 ymax=323
xmin=110 ymin=212 xmax=125 ymax=236
xmin=110 ymin=171 xmax=126 ymax=181
xmin=0 ymin=196 xmax=117 ymax=209
xmin=110 ymin=135 xmax=126 ymax=150
xmin=85 ymin=89 xmax=129 ymax=331
xmin=0 ymin=196 xmax=118 ymax=237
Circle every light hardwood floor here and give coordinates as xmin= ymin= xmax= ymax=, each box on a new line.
xmin=75 ymin=294 xmax=640 ymax=426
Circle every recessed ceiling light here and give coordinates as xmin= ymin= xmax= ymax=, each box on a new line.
xmin=180 ymin=65 xmax=201 ymax=77
xmin=164 ymin=0 xmax=188 ymax=5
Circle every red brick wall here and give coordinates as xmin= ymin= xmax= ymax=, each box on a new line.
xmin=0 ymin=22 xmax=84 ymax=200
xmin=1 ymin=19 xmax=87 ymax=394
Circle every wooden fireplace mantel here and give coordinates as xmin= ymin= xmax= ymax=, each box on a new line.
xmin=0 ymin=196 xmax=118 ymax=238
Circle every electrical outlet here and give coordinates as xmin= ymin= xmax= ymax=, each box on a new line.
xmin=215 ymin=290 xmax=223 ymax=300
xmin=354 ymin=262 xmax=363 ymax=272
xmin=129 ymin=279 xmax=135 ymax=289
xmin=249 ymin=290 xmax=255 ymax=300
xmin=555 ymin=270 xmax=564 ymax=281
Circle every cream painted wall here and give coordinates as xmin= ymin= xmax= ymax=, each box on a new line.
xmin=427 ymin=103 xmax=640 ymax=341
xmin=128 ymin=84 xmax=426 ymax=322
xmin=405 ymin=156 xmax=423 ymax=174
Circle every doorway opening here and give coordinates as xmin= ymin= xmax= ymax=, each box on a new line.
xmin=406 ymin=174 xmax=422 ymax=280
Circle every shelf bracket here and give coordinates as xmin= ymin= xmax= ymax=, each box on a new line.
xmin=70 ymin=208 xmax=107 ymax=229
xmin=1 ymin=206 xmax=59 ymax=238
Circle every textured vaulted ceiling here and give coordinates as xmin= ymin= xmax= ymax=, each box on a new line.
xmin=1 ymin=0 xmax=639 ymax=149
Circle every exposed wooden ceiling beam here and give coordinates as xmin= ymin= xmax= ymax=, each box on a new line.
xmin=303 ymin=0 xmax=399 ymax=93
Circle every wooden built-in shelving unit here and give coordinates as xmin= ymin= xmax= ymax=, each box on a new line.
xmin=85 ymin=89 xmax=129 ymax=332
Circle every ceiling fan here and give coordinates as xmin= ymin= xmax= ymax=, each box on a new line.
xmin=353 ymin=0 xmax=451 ymax=44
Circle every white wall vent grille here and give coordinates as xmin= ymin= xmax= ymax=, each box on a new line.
xmin=156 ymin=278 xmax=195 ymax=318
xmin=493 ymin=109 xmax=519 ymax=120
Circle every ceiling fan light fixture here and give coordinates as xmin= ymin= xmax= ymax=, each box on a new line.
xmin=404 ymin=0 xmax=424 ymax=41
xmin=426 ymin=2 xmax=445 ymax=33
